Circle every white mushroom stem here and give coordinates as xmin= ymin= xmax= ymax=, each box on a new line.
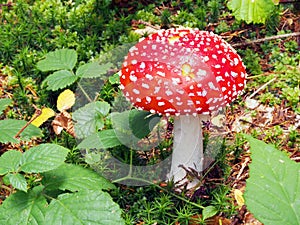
xmin=168 ymin=114 xmax=209 ymax=185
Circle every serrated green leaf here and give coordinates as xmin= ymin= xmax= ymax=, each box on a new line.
xmin=37 ymin=49 xmax=77 ymax=71
xmin=42 ymin=70 xmax=78 ymax=91
xmin=0 ymin=98 xmax=12 ymax=115
xmin=73 ymin=101 xmax=110 ymax=139
xmin=45 ymin=191 xmax=124 ymax=225
xmin=244 ymin=135 xmax=300 ymax=225
xmin=76 ymin=61 xmax=113 ymax=78
xmin=20 ymin=144 xmax=69 ymax=173
xmin=202 ymin=206 xmax=218 ymax=221
xmin=227 ymin=0 xmax=275 ymax=24
xmin=5 ymin=173 xmax=28 ymax=192
xmin=42 ymin=163 xmax=115 ymax=192
xmin=0 ymin=186 xmax=47 ymax=225
xmin=0 ymin=150 xmax=22 ymax=175
xmin=77 ymin=129 xmax=122 ymax=150
xmin=0 ymin=119 xmax=42 ymax=144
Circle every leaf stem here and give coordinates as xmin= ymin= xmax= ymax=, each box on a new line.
xmin=77 ymin=82 xmax=93 ymax=103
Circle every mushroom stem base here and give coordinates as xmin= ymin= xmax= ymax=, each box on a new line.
xmin=168 ymin=114 xmax=208 ymax=187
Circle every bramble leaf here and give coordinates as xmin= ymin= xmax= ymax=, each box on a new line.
xmin=45 ymin=191 xmax=124 ymax=225
xmin=0 ymin=98 xmax=12 ymax=115
xmin=77 ymin=129 xmax=122 ymax=150
xmin=244 ymin=135 xmax=300 ymax=225
xmin=76 ymin=61 xmax=113 ymax=79
xmin=20 ymin=144 xmax=69 ymax=173
xmin=37 ymin=49 xmax=77 ymax=71
xmin=0 ymin=150 xmax=22 ymax=175
xmin=42 ymin=163 xmax=115 ymax=192
xmin=42 ymin=70 xmax=78 ymax=91
xmin=0 ymin=119 xmax=42 ymax=144
xmin=73 ymin=101 xmax=110 ymax=139
xmin=0 ymin=186 xmax=47 ymax=225
xmin=5 ymin=173 xmax=27 ymax=192
xmin=227 ymin=0 xmax=275 ymax=24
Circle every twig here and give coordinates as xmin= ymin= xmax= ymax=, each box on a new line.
xmin=14 ymin=106 xmax=42 ymax=139
xmin=232 ymin=32 xmax=300 ymax=47
xmin=248 ymin=77 xmax=277 ymax=99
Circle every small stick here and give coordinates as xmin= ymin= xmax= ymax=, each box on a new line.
xmin=248 ymin=77 xmax=277 ymax=99
xmin=232 ymin=32 xmax=300 ymax=47
xmin=15 ymin=106 xmax=42 ymax=139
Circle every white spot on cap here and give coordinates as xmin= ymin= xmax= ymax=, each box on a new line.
xmin=234 ymin=58 xmax=239 ymax=66
xmin=176 ymin=89 xmax=185 ymax=95
xmin=146 ymin=96 xmax=151 ymax=103
xmin=197 ymin=69 xmax=207 ymax=77
xmin=216 ymin=76 xmax=224 ymax=82
xmin=222 ymin=58 xmax=226 ymax=64
xmin=133 ymin=89 xmax=140 ymax=94
xmin=140 ymin=62 xmax=146 ymax=69
xmin=221 ymin=87 xmax=227 ymax=92
xmin=165 ymin=108 xmax=175 ymax=112
xmin=150 ymin=109 xmax=156 ymax=114
xmin=225 ymin=72 xmax=230 ymax=77
xmin=208 ymin=82 xmax=219 ymax=91
xmin=119 ymin=84 xmax=125 ymax=90
xmin=176 ymin=102 xmax=183 ymax=106
xmin=136 ymin=98 xmax=141 ymax=102
xmin=154 ymin=86 xmax=161 ymax=94
xmin=158 ymin=102 xmax=165 ymax=106
xmin=203 ymin=56 xmax=209 ymax=62
xmin=212 ymin=54 xmax=217 ymax=59
xmin=206 ymin=98 xmax=213 ymax=104
xmin=172 ymin=78 xmax=181 ymax=84
xmin=215 ymin=64 xmax=221 ymax=69
xmin=166 ymin=90 xmax=173 ymax=96
xmin=152 ymin=45 xmax=157 ymax=50
xmin=130 ymin=75 xmax=137 ymax=82
xmin=142 ymin=83 xmax=150 ymax=89
xmin=131 ymin=59 xmax=137 ymax=65
xmin=231 ymin=71 xmax=238 ymax=78
xmin=157 ymin=71 xmax=165 ymax=77
xmin=145 ymin=74 xmax=153 ymax=80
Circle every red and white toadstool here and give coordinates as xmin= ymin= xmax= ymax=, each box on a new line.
xmin=119 ymin=28 xmax=246 ymax=186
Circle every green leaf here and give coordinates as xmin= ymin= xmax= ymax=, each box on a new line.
xmin=73 ymin=101 xmax=110 ymax=139
xmin=37 ymin=49 xmax=77 ymax=71
xmin=0 ymin=150 xmax=22 ymax=175
xmin=76 ymin=62 xmax=113 ymax=79
xmin=77 ymin=129 xmax=122 ymax=150
xmin=42 ymin=70 xmax=78 ymax=91
xmin=227 ymin=0 xmax=275 ymax=24
xmin=0 ymin=98 xmax=12 ymax=115
xmin=129 ymin=110 xmax=161 ymax=139
xmin=202 ymin=206 xmax=218 ymax=221
xmin=108 ymin=73 xmax=120 ymax=85
xmin=45 ymin=191 xmax=124 ymax=225
xmin=0 ymin=119 xmax=42 ymax=144
xmin=244 ymin=135 xmax=300 ymax=225
xmin=0 ymin=186 xmax=47 ymax=225
xmin=42 ymin=163 xmax=115 ymax=192
xmin=20 ymin=144 xmax=69 ymax=173
xmin=110 ymin=110 xmax=160 ymax=147
xmin=5 ymin=173 xmax=27 ymax=192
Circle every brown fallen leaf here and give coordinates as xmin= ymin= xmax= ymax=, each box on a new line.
xmin=52 ymin=110 xmax=75 ymax=137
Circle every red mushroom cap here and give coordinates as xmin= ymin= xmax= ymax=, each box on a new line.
xmin=119 ymin=28 xmax=247 ymax=116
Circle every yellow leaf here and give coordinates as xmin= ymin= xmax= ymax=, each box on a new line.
xmin=234 ymin=189 xmax=245 ymax=208
xmin=31 ymin=108 xmax=55 ymax=127
xmin=57 ymin=89 xmax=75 ymax=112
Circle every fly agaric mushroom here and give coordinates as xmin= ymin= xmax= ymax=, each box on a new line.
xmin=119 ymin=28 xmax=246 ymax=186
